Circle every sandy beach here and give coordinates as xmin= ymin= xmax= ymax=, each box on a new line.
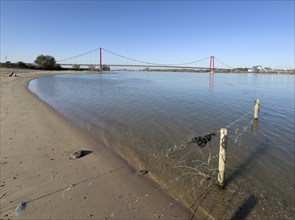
xmin=0 ymin=69 xmax=195 ymax=219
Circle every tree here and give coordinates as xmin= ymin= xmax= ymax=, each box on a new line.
xmin=102 ymin=65 xmax=110 ymax=71
xmin=34 ymin=55 xmax=58 ymax=70
xmin=72 ymin=64 xmax=80 ymax=70
xmin=88 ymin=65 xmax=96 ymax=71
xmin=16 ymin=61 xmax=27 ymax=68
xmin=53 ymin=63 xmax=62 ymax=70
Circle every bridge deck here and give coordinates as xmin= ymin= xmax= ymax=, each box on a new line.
xmin=58 ymin=63 xmax=217 ymax=70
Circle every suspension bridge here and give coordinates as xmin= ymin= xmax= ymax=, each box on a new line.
xmin=56 ymin=47 xmax=233 ymax=72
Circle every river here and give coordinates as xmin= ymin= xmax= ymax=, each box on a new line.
xmin=29 ymin=71 xmax=294 ymax=219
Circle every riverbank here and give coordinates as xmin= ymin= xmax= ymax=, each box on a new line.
xmin=0 ymin=68 xmax=193 ymax=219
xmin=1 ymin=65 xmax=294 ymax=74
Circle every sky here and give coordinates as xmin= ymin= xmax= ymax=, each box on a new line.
xmin=1 ymin=0 xmax=294 ymax=69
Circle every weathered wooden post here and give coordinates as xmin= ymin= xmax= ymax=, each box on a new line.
xmin=218 ymin=128 xmax=227 ymax=188
xmin=254 ymin=99 xmax=260 ymax=120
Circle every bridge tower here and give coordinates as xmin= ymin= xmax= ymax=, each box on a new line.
xmin=100 ymin=47 xmax=102 ymax=70
xmin=210 ymin=56 xmax=214 ymax=73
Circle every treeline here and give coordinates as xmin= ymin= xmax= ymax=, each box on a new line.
xmin=72 ymin=64 xmax=110 ymax=71
xmin=1 ymin=61 xmax=39 ymax=69
xmin=1 ymin=54 xmax=110 ymax=71
xmin=1 ymin=55 xmax=62 ymax=70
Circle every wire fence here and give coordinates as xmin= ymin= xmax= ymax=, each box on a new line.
xmin=2 ymin=104 xmax=259 ymax=219
xmin=103 ymin=107 xmax=256 ymax=219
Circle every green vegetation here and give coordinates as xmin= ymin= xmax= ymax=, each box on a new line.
xmin=34 ymin=55 xmax=61 ymax=70
xmin=16 ymin=61 xmax=27 ymax=68
xmin=88 ymin=65 xmax=96 ymax=71
xmin=87 ymin=65 xmax=110 ymax=71
xmin=0 ymin=60 xmax=112 ymax=72
xmin=102 ymin=65 xmax=111 ymax=71
xmin=232 ymin=68 xmax=249 ymax=72
xmin=72 ymin=64 xmax=80 ymax=70
xmin=0 ymin=61 xmax=38 ymax=69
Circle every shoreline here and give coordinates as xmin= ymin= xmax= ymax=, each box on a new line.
xmin=0 ymin=69 xmax=196 ymax=219
xmin=2 ymin=66 xmax=294 ymax=75
xmin=1 ymin=68 xmax=293 ymax=219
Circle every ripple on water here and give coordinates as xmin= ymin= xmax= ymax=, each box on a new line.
xmin=28 ymin=72 xmax=295 ymax=219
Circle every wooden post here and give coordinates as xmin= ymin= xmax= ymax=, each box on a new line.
xmin=254 ymin=99 xmax=260 ymax=120
xmin=218 ymin=128 xmax=227 ymax=188
xmin=252 ymin=119 xmax=259 ymax=131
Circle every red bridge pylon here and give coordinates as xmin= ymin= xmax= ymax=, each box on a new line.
xmin=210 ymin=56 xmax=214 ymax=73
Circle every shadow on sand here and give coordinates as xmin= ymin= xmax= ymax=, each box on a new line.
xmin=80 ymin=150 xmax=93 ymax=158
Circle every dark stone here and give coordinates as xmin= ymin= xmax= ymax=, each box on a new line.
xmin=69 ymin=150 xmax=82 ymax=160
xmin=138 ymin=170 xmax=149 ymax=176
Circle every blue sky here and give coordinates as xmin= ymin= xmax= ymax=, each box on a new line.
xmin=1 ymin=0 xmax=294 ymax=69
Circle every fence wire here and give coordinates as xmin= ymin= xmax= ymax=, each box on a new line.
xmin=105 ymin=109 xmax=256 ymax=219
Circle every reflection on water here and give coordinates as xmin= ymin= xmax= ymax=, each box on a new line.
xmin=29 ymin=72 xmax=294 ymax=219
xmin=209 ymin=72 xmax=214 ymax=90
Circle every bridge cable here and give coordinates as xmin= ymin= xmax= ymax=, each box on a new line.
xmin=214 ymin=57 xmax=234 ymax=69
xmin=57 ymin=47 xmax=101 ymax=62
xmin=102 ymin=48 xmax=210 ymax=66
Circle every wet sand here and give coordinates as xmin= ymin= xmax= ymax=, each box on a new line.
xmin=0 ymin=69 xmax=195 ymax=219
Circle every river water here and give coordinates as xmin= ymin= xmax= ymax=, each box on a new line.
xmin=29 ymin=72 xmax=294 ymax=219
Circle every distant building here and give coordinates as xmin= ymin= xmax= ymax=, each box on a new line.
xmin=252 ymin=65 xmax=263 ymax=72
xmin=249 ymin=65 xmax=275 ymax=72
xmin=264 ymin=67 xmax=273 ymax=72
